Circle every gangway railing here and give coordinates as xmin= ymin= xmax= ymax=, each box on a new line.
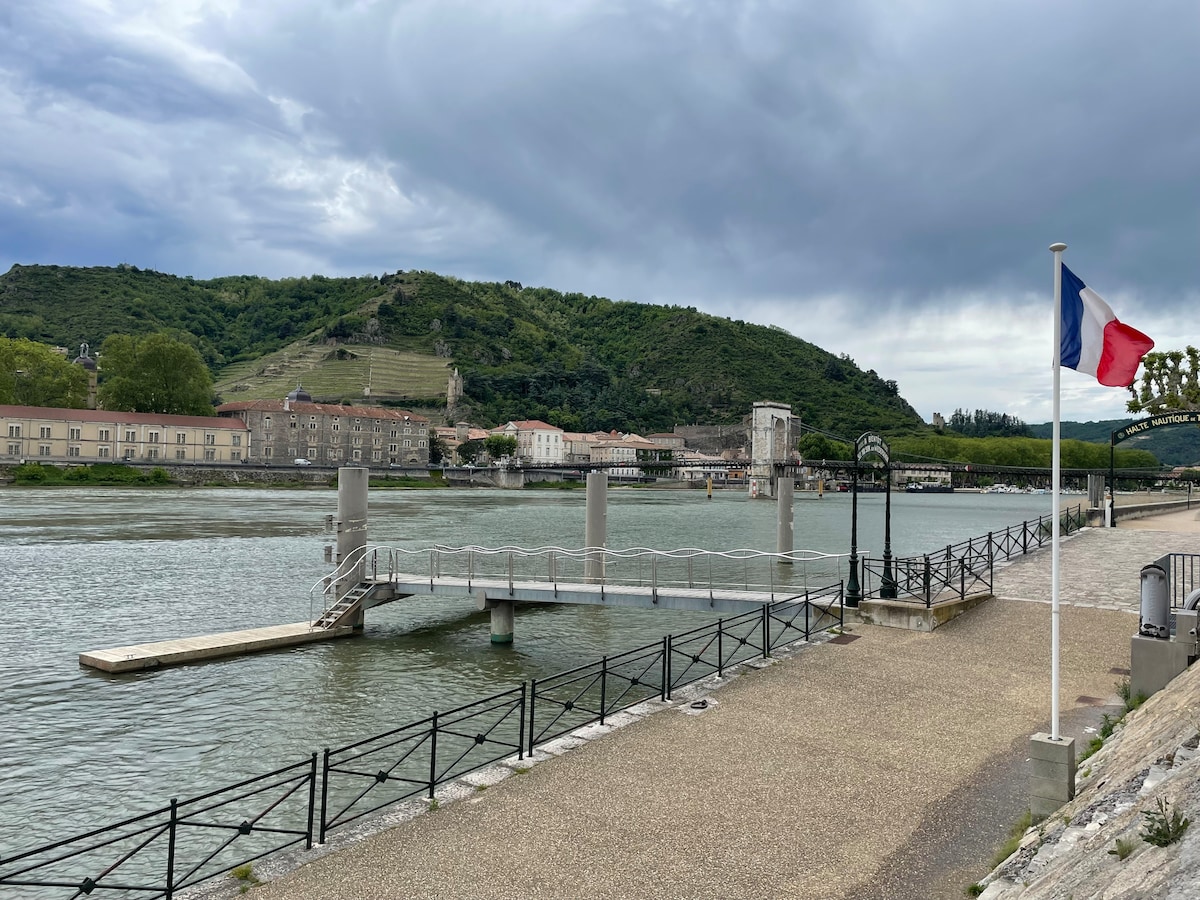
xmin=310 ymin=544 xmax=852 ymax=623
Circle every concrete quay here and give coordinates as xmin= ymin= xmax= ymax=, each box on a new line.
xmin=239 ymin=512 xmax=1200 ymax=900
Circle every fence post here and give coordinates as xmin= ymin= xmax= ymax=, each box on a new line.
xmin=165 ymin=798 xmax=178 ymax=900
xmin=923 ymin=556 xmax=932 ymax=607
xmin=960 ymin=560 xmax=966 ymax=599
xmin=717 ymin=618 xmax=724 ymax=676
xmin=527 ymin=681 xmax=537 ymax=755
xmin=665 ymin=635 xmax=674 ymax=700
xmin=518 ymin=682 xmax=527 ymax=761
xmin=428 ymin=712 xmax=439 ymax=799
xmin=600 ymin=656 xmax=608 ymax=725
xmin=761 ymin=603 xmax=770 ymax=658
xmin=305 ymin=753 xmax=317 ymax=850
xmin=319 ymin=749 xmax=331 ymax=843
xmin=661 ymin=636 xmax=669 ymax=702
xmin=1022 ymin=521 xmax=1028 ymax=555
xmin=988 ymin=532 xmax=995 ymax=592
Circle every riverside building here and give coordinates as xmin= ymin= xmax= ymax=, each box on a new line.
xmin=216 ymin=386 xmax=430 ymax=467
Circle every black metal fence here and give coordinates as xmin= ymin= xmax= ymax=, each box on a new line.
xmin=1 ymin=587 xmax=843 ymax=899
xmin=859 ymin=504 xmax=1088 ymax=607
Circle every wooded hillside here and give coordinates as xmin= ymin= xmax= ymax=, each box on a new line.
xmin=0 ymin=264 xmax=924 ymax=436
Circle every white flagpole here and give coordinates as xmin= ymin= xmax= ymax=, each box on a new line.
xmin=1049 ymin=241 xmax=1067 ymax=741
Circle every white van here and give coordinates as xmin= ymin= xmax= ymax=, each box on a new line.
xmin=294 ymin=458 xmax=312 ymax=466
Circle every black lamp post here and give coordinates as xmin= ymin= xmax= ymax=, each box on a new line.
xmin=880 ymin=459 xmax=896 ymax=598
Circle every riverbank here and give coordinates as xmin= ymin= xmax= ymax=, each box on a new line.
xmin=237 ymin=521 xmax=1175 ymax=899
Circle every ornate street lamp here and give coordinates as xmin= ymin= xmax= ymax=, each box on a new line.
xmin=846 ymin=460 xmax=861 ymax=606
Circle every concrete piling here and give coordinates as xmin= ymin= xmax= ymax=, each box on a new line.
xmin=776 ymin=472 xmax=794 ymax=562
xmin=585 ymin=471 xmax=608 ymax=583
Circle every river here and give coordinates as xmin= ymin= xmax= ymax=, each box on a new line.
xmin=0 ymin=485 xmax=1058 ymax=854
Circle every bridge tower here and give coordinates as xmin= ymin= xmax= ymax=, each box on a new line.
xmin=749 ymin=402 xmax=796 ymax=499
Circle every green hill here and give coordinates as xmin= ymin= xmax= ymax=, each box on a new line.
xmin=0 ymin=263 xmax=925 ymax=435
xmin=1029 ymin=420 xmax=1200 ymax=468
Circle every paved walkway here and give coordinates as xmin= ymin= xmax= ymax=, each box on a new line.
xmin=249 ymin=513 xmax=1197 ymax=900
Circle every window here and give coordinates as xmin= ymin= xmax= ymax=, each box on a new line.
xmin=230 ymin=450 xmax=241 ymax=461
xmin=309 ymin=422 xmax=317 ymax=430
xmin=232 ymin=435 xmax=241 ymax=447
xmin=39 ymin=444 xmax=51 ymax=456
xmin=204 ymin=448 xmax=215 ymax=461
xmin=177 ymin=433 xmax=188 ymax=444
xmin=418 ymin=440 xmax=427 ymax=449
xmin=372 ymin=450 xmax=382 ymax=461
xmin=332 ymin=422 xmax=340 ymax=432
xmin=373 ymin=437 xmax=381 ymax=447
xmin=352 ymin=437 xmax=361 ymax=447
xmin=97 ymin=446 xmax=109 ymax=458
xmin=125 ymin=430 xmax=136 ymax=442
xmin=148 ymin=431 xmax=160 ymax=444
xmin=204 ymin=433 xmax=215 ymax=446
xmin=8 ymin=425 xmax=20 ymax=438
xmin=69 ymin=427 xmax=81 ymax=440
xmin=68 ymin=446 xmax=81 ymax=457
xmin=289 ymin=420 xmax=298 ymax=429
xmin=40 ymin=426 xmax=51 ymax=439
xmin=403 ymin=439 xmax=411 ymax=448
xmin=352 ymin=450 xmax=362 ymax=460
xmin=7 ymin=442 xmax=20 ymax=455
xmin=373 ymin=424 xmax=381 ymax=433
xmin=307 ymin=448 xmax=316 ymax=459
xmin=175 ymin=449 xmax=187 ymax=460
xmin=389 ymin=443 xmax=398 ymax=453
xmin=99 ymin=428 xmax=110 ymax=442
xmin=147 ymin=447 xmax=159 ymax=459
xmin=264 ymin=416 xmax=272 ymax=429
xmin=404 ymin=426 xmax=412 ymax=434
xmin=327 ymin=448 xmax=337 ymax=459
xmin=264 ymin=447 xmax=273 ymax=458
xmin=390 ymin=429 xmax=398 ymax=438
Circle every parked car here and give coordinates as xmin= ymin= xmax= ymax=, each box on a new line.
xmin=294 ymin=458 xmax=312 ymax=466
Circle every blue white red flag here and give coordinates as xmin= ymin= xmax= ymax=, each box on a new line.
xmin=1060 ymin=264 xmax=1154 ymax=387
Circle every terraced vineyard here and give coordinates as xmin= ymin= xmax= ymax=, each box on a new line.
xmin=215 ymin=344 xmax=451 ymax=404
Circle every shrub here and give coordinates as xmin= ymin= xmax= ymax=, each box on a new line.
xmin=1142 ymin=798 xmax=1190 ymax=847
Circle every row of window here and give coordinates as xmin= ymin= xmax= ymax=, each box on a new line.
xmin=269 ymin=415 xmax=427 ymax=435
xmin=11 ymin=444 xmax=232 ymax=461
xmin=7 ymin=424 xmax=237 ymax=445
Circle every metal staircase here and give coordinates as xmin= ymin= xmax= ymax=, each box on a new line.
xmin=313 ymin=582 xmax=377 ymax=630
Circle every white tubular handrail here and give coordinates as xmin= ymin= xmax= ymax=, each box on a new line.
xmin=309 ymin=544 xmax=857 ymax=620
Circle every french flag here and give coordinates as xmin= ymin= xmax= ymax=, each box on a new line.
xmin=1059 ymin=264 xmax=1154 ymax=387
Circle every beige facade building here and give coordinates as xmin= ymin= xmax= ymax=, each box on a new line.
xmin=216 ymin=388 xmax=430 ymax=466
xmin=0 ymin=405 xmax=250 ymax=464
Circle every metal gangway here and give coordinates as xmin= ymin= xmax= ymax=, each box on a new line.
xmin=310 ymin=544 xmax=852 ymax=635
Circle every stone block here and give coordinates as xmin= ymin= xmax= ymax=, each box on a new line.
xmin=1030 ymin=733 xmax=1075 ymax=821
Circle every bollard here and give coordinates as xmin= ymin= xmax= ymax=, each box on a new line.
xmin=1139 ymin=563 xmax=1170 ymax=639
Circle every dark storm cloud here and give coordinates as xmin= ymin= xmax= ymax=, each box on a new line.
xmin=2 ymin=0 xmax=1198 ymax=321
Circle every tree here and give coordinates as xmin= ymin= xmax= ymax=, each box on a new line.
xmin=1128 ymin=347 xmax=1200 ymax=414
xmin=98 ymin=333 xmax=214 ymax=415
xmin=457 ymin=439 xmax=484 ymax=465
xmin=484 ymin=434 xmax=517 ymax=460
xmin=0 ymin=337 xmax=88 ymax=407
xmin=797 ymin=433 xmax=853 ymax=462
xmin=428 ymin=432 xmax=447 ymax=465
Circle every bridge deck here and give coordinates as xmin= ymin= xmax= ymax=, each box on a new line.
xmin=380 ymin=574 xmax=826 ymax=614
xmin=79 ymin=622 xmax=358 ymax=673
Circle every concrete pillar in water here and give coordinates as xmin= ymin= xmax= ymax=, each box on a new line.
xmin=585 ymin=471 xmax=608 ymax=583
xmin=335 ymin=467 xmax=369 ymax=628
xmin=476 ymin=591 xmax=515 ymax=645
xmin=776 ymin=471 xmax=794 ymax=563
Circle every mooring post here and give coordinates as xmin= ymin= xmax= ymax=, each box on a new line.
xmin=776 ymin=469 xmax=794 ymax=564
xmin=585 ymin=471 xmax=608 ymax=583
xmin=335 ymin=467 xmax=369 ymax=628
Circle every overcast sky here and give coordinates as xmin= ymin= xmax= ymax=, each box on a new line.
xmin=3 ymin=0 xmax=1197 ymax=426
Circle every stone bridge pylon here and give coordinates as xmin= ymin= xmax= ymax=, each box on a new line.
xmin=749 ymin=401 xmax=797 ymax=499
